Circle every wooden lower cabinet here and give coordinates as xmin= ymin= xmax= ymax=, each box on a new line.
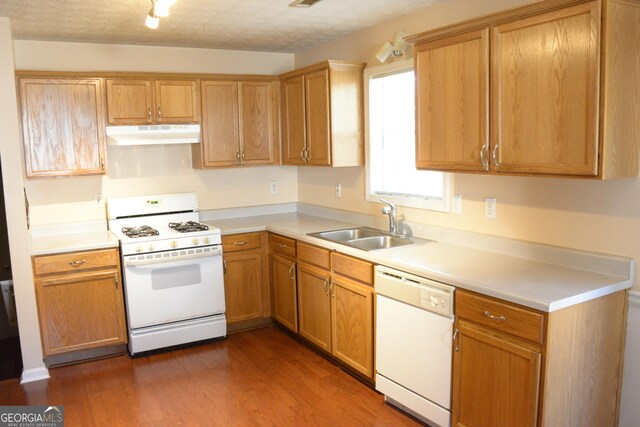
xmin=331 ymin=274 xmax=374 ymax=379
xmin=271 ymin=253 xmax=298 ymax=333
xmin=453 ymin=289 xmax=628 ymax=427
xmin=223 ymin=250 xmax=264 ymax=323
xmin=34 ymin=248 xmax=126 ymax=357
xmin=297 ymin=262 xmax=332 ymax=352
xmin=221 ymin=232 xmax=271 ymax=331
xmin=453 ymin=321 xmax=541 ymax=427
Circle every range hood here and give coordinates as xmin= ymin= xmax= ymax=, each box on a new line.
xmin=106 ymin=124 xmax=201 ymax=146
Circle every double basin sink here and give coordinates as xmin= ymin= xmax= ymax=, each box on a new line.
xmin=308 ymin=227 xmax=432 ymax=251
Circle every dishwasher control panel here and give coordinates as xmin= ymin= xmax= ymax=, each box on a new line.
xmin=419 ymin=288 xmax=451 ymax=317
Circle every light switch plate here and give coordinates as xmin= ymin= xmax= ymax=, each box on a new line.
xmin=485 ymin=197 xmax=496 ymax=219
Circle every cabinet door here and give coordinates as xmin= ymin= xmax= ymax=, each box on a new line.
xmin=19 ymin=78 xmax=106 ymax=178
xmin=305 ymin=69 xmax=332 ymax=165
xmin=105 ymin=79 xmax=154 ymax=125
xmin=271 ymin=254 xmax=298 ymax=333
xmin=331 ymin=275 xmax=374 ymax=379
xmin=223 ymin=249 xmax=264 ymax=323
xmin=491 ymin=2 xmax=600 ymax=176
xmin=297 ymin=262 xmax=331 ymax=352
xmin=452 ymin=321 xmax=541 ymax=427
xmin=281 ymin=76 xmax=307 ymax=165
xmin=415 ymin=30 xmax=489 ymax=172
xmin=36 ymin=270 xmax=126 ymax=355
xmin=239 ymin=81 xmax=275 ymax=165
xmin=154 ymin=80 xmax=199 ymax=123
xmin=200 ymin=81 xmax=240 ymax=167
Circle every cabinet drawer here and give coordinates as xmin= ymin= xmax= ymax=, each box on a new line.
xmin=33 ymin=248 xmax=119 ymax=276
xmin=270 ymin=234 xmax=296 ymax=258
xmin=298 ymin=242 xmax=331 ymax=270
xmin=331 ymin=252 xmax=373 ymax=285
xmin=222 ymin=232 xmax=261 ymax=252
xmin=456 ymin=290 xmax=545 ymax=344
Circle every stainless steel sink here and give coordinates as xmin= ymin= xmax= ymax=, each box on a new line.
xmin=308 ymin=227 xmax=432 ymax=251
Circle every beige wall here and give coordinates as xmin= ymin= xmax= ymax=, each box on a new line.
xmin=295 ymin=0 xmax=640 ymax=291
xmin=14 ymin=41 xmax=298 ymax=225
xmin=0 ymin=19 xmax=45 ymax=377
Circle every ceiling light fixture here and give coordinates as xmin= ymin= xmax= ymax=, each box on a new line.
xmin=289 ymin=0 xmax=324 ymax=8
xmin=144 ymin=0 xmax=178 ymax=29
xmin=375 ymin=31 xmax=409 ymax=63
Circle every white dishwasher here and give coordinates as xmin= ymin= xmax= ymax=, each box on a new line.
xmin=375 ymin=265 xmax=455 ymax=427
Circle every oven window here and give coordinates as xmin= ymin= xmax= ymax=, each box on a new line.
xmin=151 ymin=264 xmax=202 ymax=290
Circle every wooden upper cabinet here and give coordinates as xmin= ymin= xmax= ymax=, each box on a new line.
xmin=280 ymin=61 xmax=365 ymax=167
xmin=154 ymin=80 xmax=199 ymax=123
xmin=239 ymin=81 xmax=276 ymax=165
xmin=105 ymin=79 xmax=153 ymax=125
xmin=492 ymin=2 xmax=599 ymax=176
xmin=194 ymin=79 xmax=277 ymax=168
xmin=281 ymin=75 xmax=307 ymax=165
xmin=105 ymin=78 xmax=198 ymax=125
xmin=415 ymin=30 xmax=489 ymax=172
xmin=19 ymin=78 xmax=106 ymax=178
xmin=408 ymin=0 xmax=640 ymax=179
xmin=305 ymin=69 xmax=331 ymax=165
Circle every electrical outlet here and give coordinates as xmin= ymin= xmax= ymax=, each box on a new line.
xmin=270 ymin=181 xmax=279 ymax=194
xmin=94 ymin=194 xmax=103 ymax=208
xmin=335 ymin=183 xmax=342 ymax=198
xmin=452 ymin=194 xmax=462 ymax=214
xmin=485 ymin=197 xmax=497 ymax=219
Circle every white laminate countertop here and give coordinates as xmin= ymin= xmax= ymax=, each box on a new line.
xmin=205 ymin=213 xmax=634 ymax=313
xmin=31 ymin=231 xmax=119 ymax=256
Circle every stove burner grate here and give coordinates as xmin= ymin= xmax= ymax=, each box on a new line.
xmin=121 ymin=225 xmax=159 ymax=238
xmin=168 ymin=221 xmax=209 ymax=233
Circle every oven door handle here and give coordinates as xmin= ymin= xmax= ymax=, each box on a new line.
xmin=124 ymin=249 xmax=221 ymax=267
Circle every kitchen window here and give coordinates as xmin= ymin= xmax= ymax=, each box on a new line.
xmin=365 ymin=59 xmax=450 ymax=212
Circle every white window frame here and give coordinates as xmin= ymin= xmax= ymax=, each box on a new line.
xmin=364 ymin=58 xmax=451 ymax=212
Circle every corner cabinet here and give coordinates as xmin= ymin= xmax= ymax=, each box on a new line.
xmin=280 ymin=61 xmax=365 ymax=167
xmin=32 ymin=248 xmax=126 ymax=359
xmin=453 ymin=289 xmax=628 ymax=426
xmin=193 ymin=79 xmax=279 ymax=168
xmin=105 ymin=78 xmax=199 ymax=125
xmin=408 ymin=0 xmax=640 ymax=179
xmin=18 ymin=77 xmax=107 ymax=178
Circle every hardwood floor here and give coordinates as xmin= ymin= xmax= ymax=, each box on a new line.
xmin=0 ymin=327 xmax=422 ymax=426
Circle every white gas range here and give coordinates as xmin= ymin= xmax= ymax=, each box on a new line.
xmin=107 ymin=192 xmax=226 ymax=355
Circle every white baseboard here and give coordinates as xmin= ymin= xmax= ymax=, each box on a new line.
xmin=20 ymin=366 xmax=49 ymax=384
xmin=620 ymin=291 xmax=640 ymax=427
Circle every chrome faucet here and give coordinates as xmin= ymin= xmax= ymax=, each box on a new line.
xmin=380 ymin=198 xmax=399 ymax=236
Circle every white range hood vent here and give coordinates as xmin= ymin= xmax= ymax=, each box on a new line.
xmin=106 ymin=124 xmax=201 ymax=146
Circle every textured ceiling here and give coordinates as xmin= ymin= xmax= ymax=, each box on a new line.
xmin=0 ymin=0 xmax=445 ymax=53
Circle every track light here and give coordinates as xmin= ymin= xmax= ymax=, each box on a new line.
xmin=375 ymin=31 xmax=409 ymax=63
xmin=144 ymin=0 xmax=178 ymax=29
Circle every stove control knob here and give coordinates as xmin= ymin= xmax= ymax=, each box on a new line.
xmin=204 ymin=237 xmax=210 ymax=244
xmin=148 ymin=244 xmax=154 ymax=251
xmin=192 ymin=238 xmax=199 ymax=245
xmin=170 ymin=241 xmax=178 ymax=249
xmin=135 ymin=245 xmax=142 ymax=253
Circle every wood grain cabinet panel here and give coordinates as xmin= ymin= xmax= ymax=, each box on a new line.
xmin=33 ymin=248 xmax=126 ymax=357
xmin=280 ymin=61 xmax=365 ymax=167
xmin=297 ymin=262 xmax=332 ymax=352
xmin=415 ymin=29 xmax=489 ymax=172
xmin=408 ymin=0 xmax=640 ymax=179
xmin=153 ymin=80 xmax=199 ymax=124
xmin=223 ymin=250 xmax=264 ymax=323
xmin=331 ymin=274 xmax=374 ymax=379
xmin=19 ymin=78 xmax=106 ymax=178
xmin=491 ymin=2 xmax=599 ymax=176
xmin=194 ymin=79 xmax=277 ymax=168
xmin=271 ymin=253 xmax=298 ymax=333
xmin=105 ymin=79 xmax=154 ymax=125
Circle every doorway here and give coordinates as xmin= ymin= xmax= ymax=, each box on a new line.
xmin=0 ymin=157 xmax=22 ymax=380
